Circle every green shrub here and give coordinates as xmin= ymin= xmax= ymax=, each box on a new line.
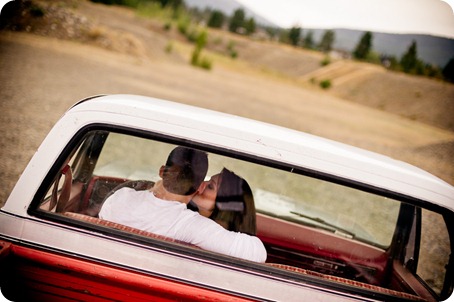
xmin=163 ymin=22 xmax=171 ymax=31
xmin=186 ymin=28 xmax=199 ymax=43
xmin=320 ymin=79 xmax=331 ymax=89
xmin=321 ymin=56 xmax=330 ymax=66
xmin=227 ymin=41 xmax=238 ymax=59
xmin=191 ymin=48 xmax=200 ymax=66
xmin=165 ymin=42 xmax=173 ymax=53
xmin=177 ymin=18 xmax=189 ymax=35
xmin=191 ymin=48 xmax=212 ymax=70
xmin=199 ymin=57 xmax=212 ymax=70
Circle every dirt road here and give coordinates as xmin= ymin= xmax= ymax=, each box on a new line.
xmin=1 ymin=28 xmax=453 ymax=205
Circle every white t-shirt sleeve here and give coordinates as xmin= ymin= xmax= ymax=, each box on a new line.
xmin=173 ymin=212 xmax=267 ymax=263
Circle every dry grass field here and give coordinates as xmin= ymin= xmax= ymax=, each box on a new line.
xmin=0 ymin=0 xmax=453 ymax=293
xmin=1 ymin=0 xmax=453 ymax=208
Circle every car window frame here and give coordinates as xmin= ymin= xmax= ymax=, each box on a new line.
xmin=27 ymin=123 xmax=454 ymax=301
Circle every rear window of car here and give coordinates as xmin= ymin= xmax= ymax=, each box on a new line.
xmin=95 ymin=132 xmax=400 ymax=247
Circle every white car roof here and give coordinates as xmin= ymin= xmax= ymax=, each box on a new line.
xmin=67 ymin=94 xmax=453 ymax=212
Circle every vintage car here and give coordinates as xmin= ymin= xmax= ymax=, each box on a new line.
xmin=1 ymin=94 xmax=453 ymax=301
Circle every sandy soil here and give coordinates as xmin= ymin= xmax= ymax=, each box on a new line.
xmin=1 ymin=0 xmax=453 ymax=206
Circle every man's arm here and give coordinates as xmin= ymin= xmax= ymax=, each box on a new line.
xmin=176 ymin=213 xmax=267 ymax=263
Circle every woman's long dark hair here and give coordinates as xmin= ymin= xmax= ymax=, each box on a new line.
xmin=209 ymin=168 xmax=257 ymax=235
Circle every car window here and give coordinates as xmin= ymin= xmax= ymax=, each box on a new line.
xmin=35 ymin=129 xmax=452 ymax=301
xmin=417 ymin=209 xmax=450 ymax=296
xmin=94 ymin=132 xmax=400 ymax=247
xmin=94 ymin=133 xmax=171 ymax=180
xmin=253 ymin=171 xmax=400 ymax=247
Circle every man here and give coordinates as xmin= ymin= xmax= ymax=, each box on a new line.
xmin=99 ymin=146 xmax=266 ymax=263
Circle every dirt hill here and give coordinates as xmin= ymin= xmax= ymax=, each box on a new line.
xmin=1 ymin=0 xmax=453 ymax=201
xmin=4 ymin=0 xmax=452 ymax=131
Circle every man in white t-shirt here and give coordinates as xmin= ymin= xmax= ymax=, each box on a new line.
xmin=99 ymin=146 xmax=267 ymax=263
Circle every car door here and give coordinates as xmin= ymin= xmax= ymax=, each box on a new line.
xmin=389 ymin=203 xmax=454 ymax=301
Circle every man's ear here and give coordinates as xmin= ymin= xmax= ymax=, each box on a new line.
xmin=159 ymin=166 xmax=165 ymax=178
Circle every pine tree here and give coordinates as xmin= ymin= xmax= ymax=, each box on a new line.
xmin=318 ymin=30 xmax=335 ymax=53
xmin=303 ymin=31 xmax=314 ymax=49
xmin=229 ymin=8 xmax=245 ymax=33
xmin=244 ymin=17 xmax=256 ymax=35
xmin=400 ymin=40 xmax=418 ymax=73
xmin=288 ymin=26 xmax=301 ymax=46
xmin=353 ymin=31 xmax=373 ymax=60
xmin=442 ymin=57 xmax=454 ymax=83
xmin=207 ymin=10 xmax=225 ymax=28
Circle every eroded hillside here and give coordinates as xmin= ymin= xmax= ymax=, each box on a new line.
xmin=1 ymin=0 xmax=453 ymax=192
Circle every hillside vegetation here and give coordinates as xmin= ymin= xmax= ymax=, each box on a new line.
xmin=3 ymin=0 xmax=452 ymax=131
xmin=1 ymin=0 xmax=453 ymax=190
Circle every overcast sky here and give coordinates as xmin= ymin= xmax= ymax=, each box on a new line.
xmin=236 ymin=0 xmax=454 ymax=38
xmin=0 ymin=0 xmax=453 ymax=38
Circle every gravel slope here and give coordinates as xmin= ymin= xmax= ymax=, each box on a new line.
xmin=1 ymin=0 xmax=453 ymax=206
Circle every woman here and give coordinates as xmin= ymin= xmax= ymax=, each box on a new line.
xmin=190 ymin=168 xmax=257 ymax=236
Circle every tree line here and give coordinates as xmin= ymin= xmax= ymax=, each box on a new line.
xmin=90 ymin=0 xmax=454 ymax=82
xmin=282 ymin=26 xmax=453 ymax=82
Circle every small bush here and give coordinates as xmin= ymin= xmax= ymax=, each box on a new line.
xmin=177 ymin=19 xmax=189 ymax=35
xmin=163 ymin=22 xmax=171 ymax=31
xmin=199 ymin=57 xmax=212 ymax=70
xmin=191 ymin=48 xmax=200 ymax=65
xmin=186 ymin=28 xmax=198 ymax=43
xmin=227 ymin=41 xmax=238 ymax=59
xmin=320 ymin=79 xmax=332 ymax=89
xmin=320 ymin=56 xmax=330 ymax=66
xmin=165 ymin=42 xmax=173 ymax=53
xmin=191 ymin=48 xmax=212 ymax=70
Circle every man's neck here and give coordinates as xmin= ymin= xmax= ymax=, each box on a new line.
xmin=150 ymin=181 xmax=192 ymax=204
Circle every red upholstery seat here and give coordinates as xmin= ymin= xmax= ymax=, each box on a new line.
xmin=63 ymin=212 xmax=194 ymax=247
xmin=266 ymin=263 xmax=426 ymax=301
